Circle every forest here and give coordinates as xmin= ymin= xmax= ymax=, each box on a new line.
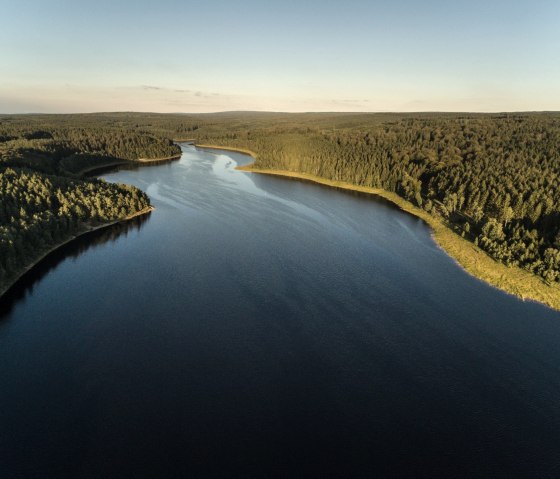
xmin=0 ymin=114 xmax=167 ymax=294
xmin=1 ymin=111 xmax=560 ymax=295
xmin=0 ymin=114 xmax=181 ymax=175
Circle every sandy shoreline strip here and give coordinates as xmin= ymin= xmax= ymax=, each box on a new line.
xmin=4 ymin=142 xmax=558 ymax=311
xmin=196 ymin=144 xmax=560 ymax=312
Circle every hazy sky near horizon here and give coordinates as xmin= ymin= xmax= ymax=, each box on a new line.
xmin=1 ymin=0 xmax=559 ymax=113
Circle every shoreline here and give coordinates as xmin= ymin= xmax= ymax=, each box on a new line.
xmin=242 ymin=166 xmax=560 ymax=311
xmin=0 ymin=206 xmax=154 ymax=300
xmin=197 ymin=144 xmax=560 ymax=311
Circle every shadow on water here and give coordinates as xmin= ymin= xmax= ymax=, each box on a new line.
xmin=85 ymin=157 xmax=181 ymax=177
xmin=0 ymin=212 xmax=151 ymax=319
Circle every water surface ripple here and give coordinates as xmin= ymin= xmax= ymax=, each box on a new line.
xmin=1 ymin=145 xmax=559 ymax=478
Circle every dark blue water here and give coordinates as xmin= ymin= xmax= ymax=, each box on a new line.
xmin=1 ymin=145 xmax=560 ymax=478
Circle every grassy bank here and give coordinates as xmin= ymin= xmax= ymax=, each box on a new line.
xmin=136 ymin=154 xmax=182 ymax=163
xmin=194 ymin=144 xmax=260 ymax=158
xmin=201 ymin=144 xmax=560 ymax=311
xmin=0 ymin=206 xmax=154 ymax=299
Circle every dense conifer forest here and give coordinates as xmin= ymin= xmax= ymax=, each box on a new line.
xmin=0 ymin=114 xmax=168 ymax=293
xmin=0 ymin=114 xmax=181 ymax=174
xmin=1 ymin=111 xmax=559 ymax=296
xmin=0 ymin=168 xmax=150 ymax=289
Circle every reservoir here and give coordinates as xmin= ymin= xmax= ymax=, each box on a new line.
xmin=1 ymin=144 xmax=559 ymax=477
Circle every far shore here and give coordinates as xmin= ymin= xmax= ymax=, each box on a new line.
xmin=194 ymin=144 xmax=259 ymax=158
xmin=0 ymin=206 xmax=154 ymax=300
xmin=197 ymin=144 xmax=560 ymax=312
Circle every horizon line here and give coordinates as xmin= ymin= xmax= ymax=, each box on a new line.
xmin=2 ymin=110 xmax=560 ymax=116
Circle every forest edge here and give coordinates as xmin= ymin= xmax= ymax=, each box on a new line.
xmin=0 ymin=149 xmax=186 ymax=300
xmin=0 ymin=206 xmax=154 ymax=299
xmin=196 ymin=144 xmax=560 ymax=312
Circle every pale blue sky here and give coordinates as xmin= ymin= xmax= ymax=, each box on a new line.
xmin=1 ymin=0 xmax=559 ymax=113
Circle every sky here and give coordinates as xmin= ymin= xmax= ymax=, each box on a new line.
xmin=1 ymin=0 xmax=559 ymax=113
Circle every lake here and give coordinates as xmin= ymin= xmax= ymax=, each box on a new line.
xmin=1 ymin=144 xmax=559 ymax=478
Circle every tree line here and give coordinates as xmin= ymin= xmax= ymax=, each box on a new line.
xmin=0 ymin=115 xmax=181 ymax=174
xmin=0 ymin=167 xmax=150 ymax=290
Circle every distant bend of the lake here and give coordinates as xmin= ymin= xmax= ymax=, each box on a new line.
xmin=1 ymin=144 xmax=559 ymax=478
